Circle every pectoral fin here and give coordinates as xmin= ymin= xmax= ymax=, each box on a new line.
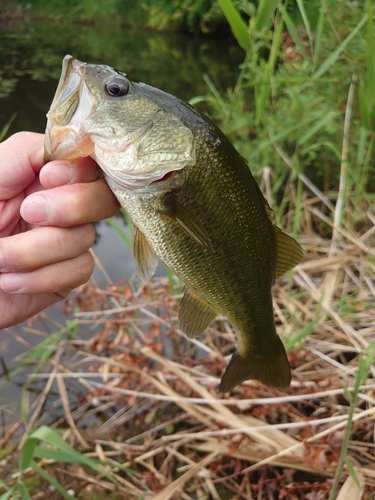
xmin=132 ymin=226 xmax=158 ymax=283
xmin=273 ymin=226 xmax=303 ymax=280
xmin=219 ymin=335 xmax=291 ymax=392
xmin=162 ymin=195 xmax=214 ymax=252
xmin=179 ymin=288 xmax=218 ymax=338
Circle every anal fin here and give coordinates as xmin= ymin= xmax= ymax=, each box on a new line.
xmin=179 ymin=288 xmax=218 ymax=338
xmin=132 ymin=225 xmax=158 ymax=283
xmin=219 ymin=335 xmax=291 ymax=392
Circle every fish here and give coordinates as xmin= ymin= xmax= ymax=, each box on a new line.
xmin=45 ymin=55 xmax=303 ymax=392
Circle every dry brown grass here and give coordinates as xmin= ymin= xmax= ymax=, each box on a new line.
xmin=3 ymin=195 xmax=374 ymax=499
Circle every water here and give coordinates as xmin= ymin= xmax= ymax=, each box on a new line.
xmin=0 ymin=18 xmax=241 ymax=133
xmin=0 ymin=15 xmax=242 ymax=429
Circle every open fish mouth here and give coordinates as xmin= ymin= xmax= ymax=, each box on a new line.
xmin=44 ymin=56 xmax=99 ymax=161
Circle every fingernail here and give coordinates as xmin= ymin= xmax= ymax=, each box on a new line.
xmin=0 ymin=250 xmax=4 ymax=270
xmin=0 ymin=274 xmax=24 ymax=293
xmin=21 ymin=194 xmax=48 ymax=223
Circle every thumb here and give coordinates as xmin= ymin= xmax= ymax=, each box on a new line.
xmin=0 ymin=132 xmax=45 ymax=200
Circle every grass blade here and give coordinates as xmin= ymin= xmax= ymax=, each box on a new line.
xmin=0 ymin=490 xmax=14 ymax=500
xmin=314 ymin=13 xmax=368 ymax=78
xmin=255 ymin=10 xmax=284 ymax=125
xmin=31 ymin=461 xmax=75 ymax=500
xmin=358 ymin=79 xmax=370 ymax=129
xmin=297 ymin=110 xmax=337 ymax=146
xmin=254 ymin=0 xmax=278 ymax=31
xmin=313 ymin=0 xmax=326 ymax=64
xmin=279 ymin=5 xmax=309 ymax=62
xmin=106 ymin=214 xmax=132 ymax=247
xmin=26 ymin=426 xmax=120 ymax=485
xmin=336 ymin=468 xmax=364 ymax=500
xmin=217 ymin=0 xmax=250 ymax=51
xmin=16 ymin=482 xmax=31 ymax=500
xmin=295 ymin=0 xmax=312 ymax=48
xmin=0 ymin=114 xmax=16 ymax=142
xmin=19 ymin=437 xmax=38 ymax=472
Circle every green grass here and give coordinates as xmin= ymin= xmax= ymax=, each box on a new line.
xmin=328 ymin=342 xmax=375 ymax=500
xmin=211 ymin=0 xmax=374 ymax=235
xmin=0 ymin=425 xmax=135 ymax=500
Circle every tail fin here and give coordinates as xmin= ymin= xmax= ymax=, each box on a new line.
xmin=219 ymin=335 xmax=291 ymax=392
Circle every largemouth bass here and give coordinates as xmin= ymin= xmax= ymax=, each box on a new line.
xmin=45 ymin=55 xmax=303 ymax=392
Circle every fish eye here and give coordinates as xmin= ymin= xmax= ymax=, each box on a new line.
xmin=105 ymin=77 xmax=129 ymax=97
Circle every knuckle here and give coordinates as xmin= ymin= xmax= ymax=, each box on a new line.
xmin=73 ymin=252 xmax=94 ymax=285
xmin=42 ymin=252 xmax=93 ymax=293
xmin=83 ymin=223 xmax=97 ymax=247
xmin=71 ymin=223 xmax=96 ymax=249
xmin=0 ymin=237 xmax=31 ymax=271
xmin=6 ymin=131 xmax=41 ymax=148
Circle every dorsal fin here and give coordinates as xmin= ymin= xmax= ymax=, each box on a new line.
xmin=273 ymin=226 xmax=303 ymax=280
xmin=257 ymin=187 xmax=303 ymax=280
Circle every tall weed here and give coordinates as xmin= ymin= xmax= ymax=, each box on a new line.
xmin=213 ymin=0 xmax=374 ymax=234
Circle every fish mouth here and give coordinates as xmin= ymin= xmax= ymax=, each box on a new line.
xmin=44 ymin=55 xmax=98 ymax=161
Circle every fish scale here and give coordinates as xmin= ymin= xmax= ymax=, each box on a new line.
xmin=45 ymin=55 xmax=303 ymax=392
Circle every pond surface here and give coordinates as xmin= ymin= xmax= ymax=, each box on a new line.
xmin=0 ymin=15 xmax=242 ymax=429
xmin=0 ymin=17 xmax=241 ymax=134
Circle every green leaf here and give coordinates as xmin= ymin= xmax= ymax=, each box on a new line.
xmin=255 ymin=10 xmax=284 ymax=124
xmin=31 ymin=461 xmax=76 ymax=500
xmin=297 ymin=110 xmax=337 ymax=146
xmin=0 ymin=114 xmax=16 ymax=142
xmin=295 ymin=0 xmax=312 ymax=48
xmin=285 ymin=314 xmax=324 ymax=350
xmin=314 ymin=13 xmax=368 ymax=79
xmin=217 ymin=0 xmax=250 ymax=52
xmin=359 ymin=79 xmax=371 ymax=129
xmin=0 ymin=490 xmax=15 ymax=500
xmin=344 ymin=457 xmax=362 ymax=488
xmin=106 ymin=216 xmax=132 ymax=247
xmin=255 ymin=64 xmax=271 ymax=125
xmin=17 ymin=481 xmax=31 ymax=500
xmin=279 ymin=5 xmax=309 ymax=62
xmin=254 ymin=0 xmax=278 ymax=31
xmin=27 ymin=427 xmax=120 ymax=486
xmin=19 ymin=438 xmax=38 ymax=471
xmin=33 ymin=447 xmax=90 ymax=463
xmin=313 ymin=0 xmax=326 ymax=65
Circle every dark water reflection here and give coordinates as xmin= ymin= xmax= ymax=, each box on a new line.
xmin=0 ymin=17 xmax=242 ymax=424
xmin=0 ymin=19 xmax=242 ymax=135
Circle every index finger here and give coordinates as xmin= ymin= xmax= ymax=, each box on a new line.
xmin=0 ymin=132 xmax=45 ymax=199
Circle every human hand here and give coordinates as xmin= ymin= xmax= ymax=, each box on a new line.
xmin=0 ymin=132 xmax=120 ymax=329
